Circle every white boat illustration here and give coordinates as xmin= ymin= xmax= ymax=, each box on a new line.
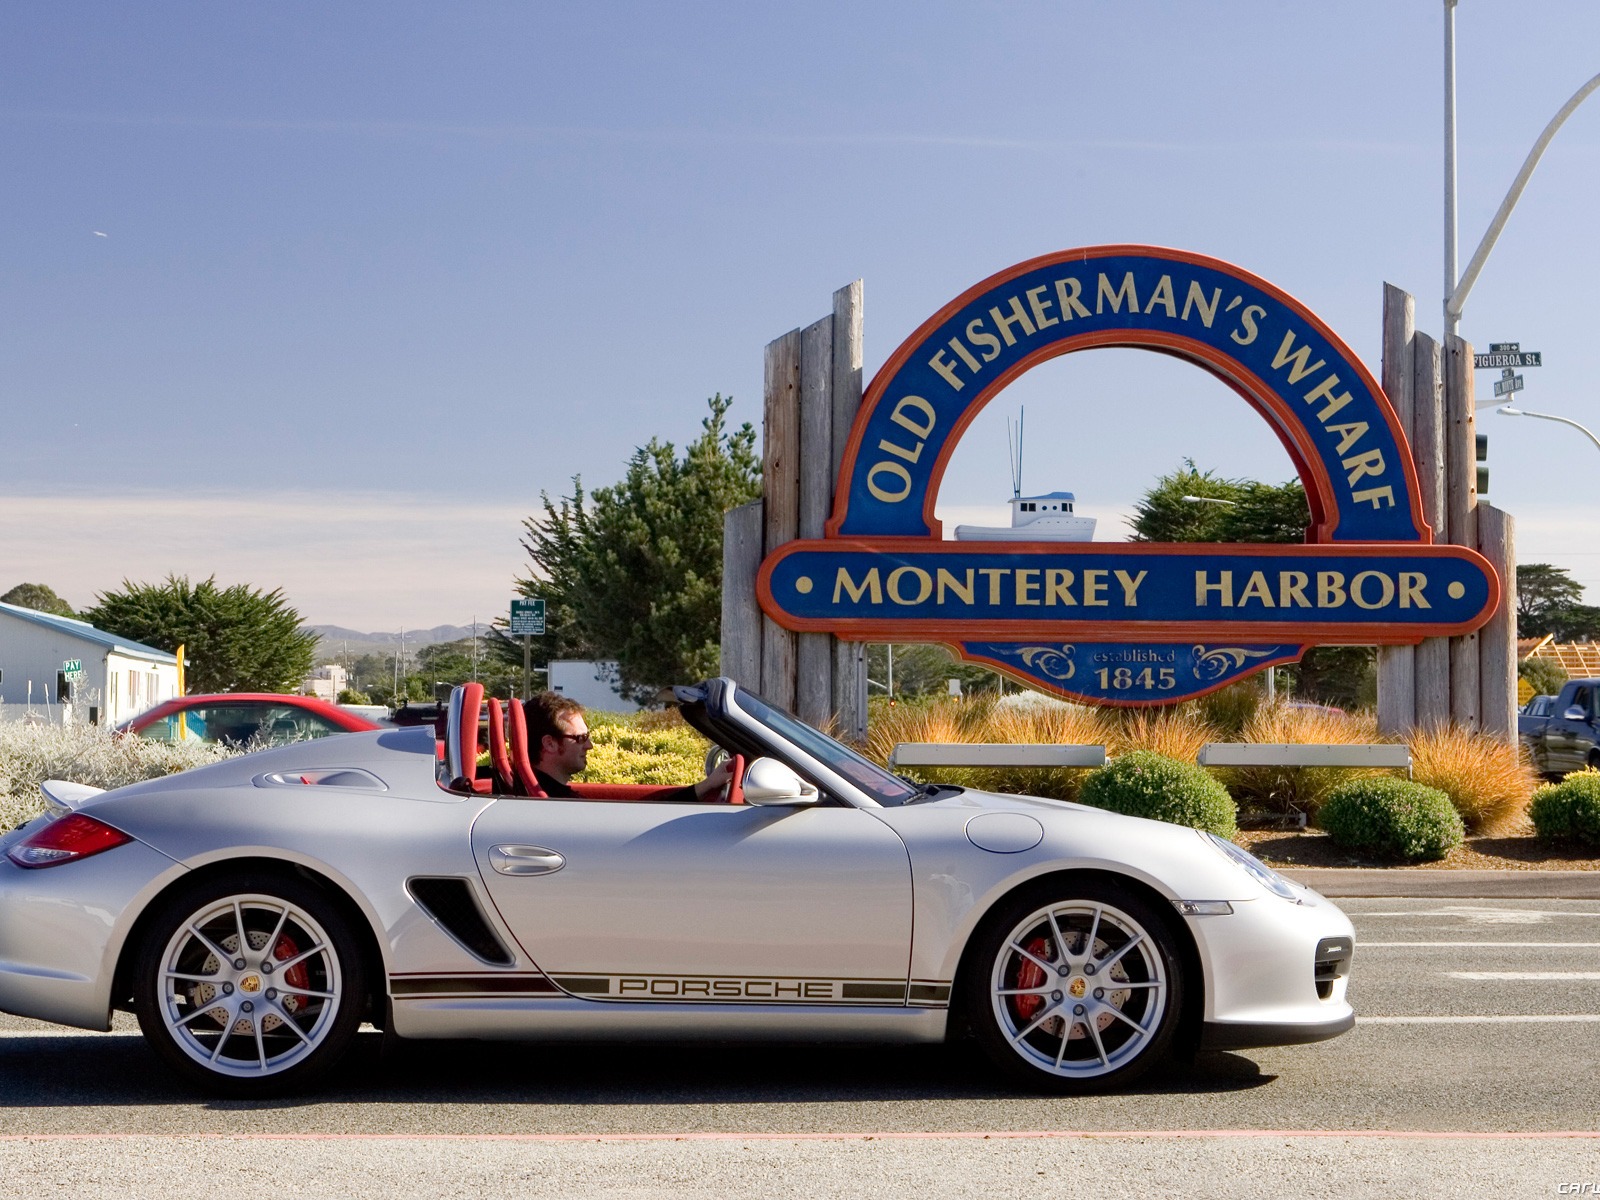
xmin=952 ymin=407 xmax=1096 ymax=542
xmin=954 ymin=491 xmax=1096 ymax=541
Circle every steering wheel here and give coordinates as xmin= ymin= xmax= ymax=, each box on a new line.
xmin=704 ymin=747 xmax=746 ymax=805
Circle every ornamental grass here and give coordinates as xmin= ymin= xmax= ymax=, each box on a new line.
xmin=1407 ymin=723 xmax=1537 ymax=835
xmin=863 ymin=695 xmax=1113 ymax=802
xmin=0 ymin=719 xmax=235 ymax=833
xmin=1107 ymin=706 xmax=1219 ymax=766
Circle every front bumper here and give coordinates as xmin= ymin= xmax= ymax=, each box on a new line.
xmin=1200 ymin=1010 xmax=1355 ymax=1049
xmin=1182 ymin=883 xmax=1355 ymax=1048
xmin=0 ymin=838 xmax=183 ymax=1030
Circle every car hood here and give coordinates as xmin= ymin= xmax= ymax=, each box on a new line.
xmin=877 ymin=786 xmax=1297 ymax=905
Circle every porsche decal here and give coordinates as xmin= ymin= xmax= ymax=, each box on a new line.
xmin=391 ymin=973 xmax=952 ymax=1006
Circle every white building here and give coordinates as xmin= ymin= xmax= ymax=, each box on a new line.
xmin=548 ymin=660 xmax=640 ymax=713
xmin=301 ymin=663 xmax=350 ymax=703
xmin=0 ymin=602 xmax=179 ymax=726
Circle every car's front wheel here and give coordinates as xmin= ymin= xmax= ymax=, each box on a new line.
xmin=133 ymin=872 xmax=367 ymax=1096
xmin=963 ymin=880 xmax=1184 ymax=1091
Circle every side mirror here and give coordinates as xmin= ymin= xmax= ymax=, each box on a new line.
xmin=1564 ymin=706 xmax=1588 ymax=721
xmin=741 ymin=757 xmax=820 ymax=807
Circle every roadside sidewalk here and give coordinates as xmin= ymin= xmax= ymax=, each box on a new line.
xmin=1282 ymin=868 xmax=1600 ymax=899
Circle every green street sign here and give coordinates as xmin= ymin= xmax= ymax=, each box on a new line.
xmin=510 ymin=598 xmax=546 ymax=636
xmin=62 ymin=658 xmax=84 ymax=679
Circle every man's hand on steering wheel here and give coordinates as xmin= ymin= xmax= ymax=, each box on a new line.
xmin=694 ymin=752 xmax=744 ymax=803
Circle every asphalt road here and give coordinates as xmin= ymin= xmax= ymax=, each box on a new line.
xmin=2 ymin=897 xmax=1597 ymax=1197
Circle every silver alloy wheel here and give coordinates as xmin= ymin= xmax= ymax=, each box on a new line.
xmin=988 ymin=898 xmax=1169 ymax=1080
xmin=154 ymin=892 xmax=344 ymax=1079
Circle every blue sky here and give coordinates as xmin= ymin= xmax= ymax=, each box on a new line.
xmin=4 ymin=2 xmax=1598 ymax=629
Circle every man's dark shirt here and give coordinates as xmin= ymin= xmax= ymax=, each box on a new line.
xmin=533 ymin=768 xmax=578 ymax=798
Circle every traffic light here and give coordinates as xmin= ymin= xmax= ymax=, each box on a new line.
xmin=1476 ymin=432 xmax=1489 ymax=498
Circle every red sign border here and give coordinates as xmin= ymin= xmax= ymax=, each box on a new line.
xmin=825 ymin=244 xmax=1431 ymax=546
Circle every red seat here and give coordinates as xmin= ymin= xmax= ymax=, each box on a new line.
xmin=486 ymin=698 xmax=516 ymax=794
xmin=506 ymin=698 xmax=548 ymax=798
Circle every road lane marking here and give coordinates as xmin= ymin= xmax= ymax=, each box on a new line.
xmin=1363 ymin=941 xmax=1600 ymax=947
xmin=1361 ymin=1014 xmax=1600 ymax=1024
xmin=1354 ymin=909 xmax=1600 ymax=923
xmin=1446 ymin=972 xmax=1600 ymax=980
xmin=0 ymin=1130 xmax=1598 ymax=1142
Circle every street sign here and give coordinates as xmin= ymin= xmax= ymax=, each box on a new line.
xmin=1493 ymin=374 xmax=1524 ymax=397
xmin=510 ymin=598 xmax=546 ymax=636
xmin=62 ymin=658 xmax=84 ymax=679
xmin=1474 ymin=343 xmax=1542 ymax=369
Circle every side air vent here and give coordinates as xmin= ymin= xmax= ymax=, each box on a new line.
xmin=407 ymin=877 xmax=516 ymax=966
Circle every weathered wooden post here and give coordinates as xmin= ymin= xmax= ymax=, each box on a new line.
xmin=721 ymin=281 xmax=867 ymax=740
xmin=1375 ymin=283 xmax=1516 ymax=742
xmin=1445 ymin=335 xmax=1480 ymax=727
xmin=1377 ymin=284 xmax=1416 ymax=733
xmin=1413 ymin=329 xmax=1451 ymax=729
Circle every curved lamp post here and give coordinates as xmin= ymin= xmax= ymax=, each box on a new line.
xmin=1497 ymin=404 xmax=1600 ymax=454
xmin=1444 ymin=2 xmax=1600 ymax=337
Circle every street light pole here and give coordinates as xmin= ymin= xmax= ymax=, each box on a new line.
xmin=1444 ymin=0 xmax=1459 ymax=336
xmin=1442 ymin=0 xmax=1600 ymax=336
xmin=1497 ymin=404 xmax=1600 ymax=454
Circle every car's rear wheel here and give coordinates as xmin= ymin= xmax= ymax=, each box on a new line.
xmin=133 ymin=873 xmax=366 ymax=1096
xmin=963 ymin=880 xmax=1184 ymax=1092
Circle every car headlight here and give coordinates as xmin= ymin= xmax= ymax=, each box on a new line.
xmin=1204 ymin=832 xmax=1301 ymax=901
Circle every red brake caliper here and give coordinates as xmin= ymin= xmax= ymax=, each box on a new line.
xmin=274 ymin=935 xmax=309 ymax=1012
xmin=1012 ymin=936 xmax=1051 ymax=1021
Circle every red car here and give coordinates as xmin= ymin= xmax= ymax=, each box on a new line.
xmin=117 ymin=694 xmax=383 ymax=748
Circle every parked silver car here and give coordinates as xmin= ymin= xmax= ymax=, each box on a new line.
xmin=0 ymin=677 xmax=1353 ymax=1095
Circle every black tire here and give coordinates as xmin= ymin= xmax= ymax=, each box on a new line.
xmin=961 ymin=879 xmax=1185 ymax=1092
xmin=133 ymin=871 xmax=367 ymax=1097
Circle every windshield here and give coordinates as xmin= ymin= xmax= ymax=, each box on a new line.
xmin=732 ymin=689 xmax=923 ymax=807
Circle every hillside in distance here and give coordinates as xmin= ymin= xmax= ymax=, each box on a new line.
xmin=311 ymin=623 xmax=491 ymax=660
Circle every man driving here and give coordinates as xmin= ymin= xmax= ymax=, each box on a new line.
xmin=524 ymin=691 xmax=731 ymax=800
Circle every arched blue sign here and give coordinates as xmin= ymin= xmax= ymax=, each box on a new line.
xmin=758 ymin=246 xmax=1498 ymax=705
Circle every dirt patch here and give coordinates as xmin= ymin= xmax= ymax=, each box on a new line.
xmin=1237 ymin=828 xmax=1600 ymax=872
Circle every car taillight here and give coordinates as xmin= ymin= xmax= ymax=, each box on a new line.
xmin=6 ymin=813 xmax=133 ymax=869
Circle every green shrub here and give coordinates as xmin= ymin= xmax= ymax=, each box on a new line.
xmin=1318 ymin=777 xmax=1464 ymax=862
xmin=1078 ymin=750 xmax=1237 ymax=837
xmin=576 ymin=709 xmax=710 ymax=786
xmin=1529 ymin=772 xmax=1600 ymax=848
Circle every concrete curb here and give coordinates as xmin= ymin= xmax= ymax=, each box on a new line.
xmin=1282 ymin=868 xmax=1600 ymax=899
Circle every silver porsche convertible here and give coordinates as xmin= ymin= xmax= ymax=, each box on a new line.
xmin=0 ymin=677 xmax=1353 ymax=1096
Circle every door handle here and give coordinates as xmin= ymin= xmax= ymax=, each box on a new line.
xmin=489 ymin=845 xmax=566 ymax=876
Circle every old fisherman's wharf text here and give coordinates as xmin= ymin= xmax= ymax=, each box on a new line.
xmin=838 ymin=250 xmax=1421 ymax=545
